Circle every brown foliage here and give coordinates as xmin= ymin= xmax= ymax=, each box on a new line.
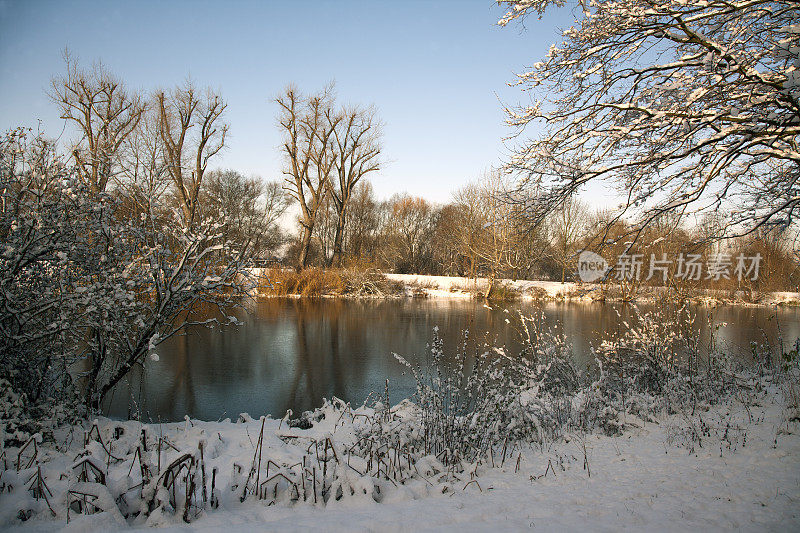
xmin=256 ymin=267 xmax=402 ymax=297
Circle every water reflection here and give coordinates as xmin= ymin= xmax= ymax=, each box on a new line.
xmin=106 ymin=299 xmax=800 ymax=422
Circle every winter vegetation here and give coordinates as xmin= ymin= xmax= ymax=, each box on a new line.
xmin=1 ymin=0 xmax=799 ymax=530
xmin=252 ymin=175 xmax=799 ymax=301
xmin=0 ymin=306 xmax=799 ymax=529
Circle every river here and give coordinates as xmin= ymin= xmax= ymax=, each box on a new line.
xmin=106 ymin=298 xmax=800 ymax=422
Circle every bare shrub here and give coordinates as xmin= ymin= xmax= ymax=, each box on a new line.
xmin=483 ymin=282 xmax=520 ymax=302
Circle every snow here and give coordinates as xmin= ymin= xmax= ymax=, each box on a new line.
xmin=384 ymin=273 xmax=800 ymax=306
xmin=385 ymin=273 xmax=582 ymax=300
xmin=3 ymin=386 xmax=799 ymax=532
xmin=246 ymin=269 xmax=799 ymax=305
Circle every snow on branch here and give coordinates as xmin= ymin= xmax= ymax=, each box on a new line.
xmin=499 ymin=0 xmax=799 ymax=238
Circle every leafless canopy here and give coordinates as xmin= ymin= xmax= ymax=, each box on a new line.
xmin=276 ymin=84 xmax=383 ymax=269
xmin=499 ymin=0 xmax=799 ymax=242
xmin=50 ymin=54 xmax=145 ymax=193
xmin=276 ymin=85 xmax=339 ymax=269
xmin=327 ymin=105 xmax=382 ymax=266
xmin=156 ymin=81 xmax=228 ymax=228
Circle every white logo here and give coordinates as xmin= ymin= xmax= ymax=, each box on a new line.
xmin=577 ymin=250 xmax=610 ymax=283
xmin=575 ymin=251 xmax=761 ymax=283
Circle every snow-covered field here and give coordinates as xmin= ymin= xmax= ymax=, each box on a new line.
xmin=2 ymin=384 xmax=798 ymax=532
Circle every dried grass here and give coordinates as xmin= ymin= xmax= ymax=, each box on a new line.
xmin=256 ymin=267 xmax=402 ymax=298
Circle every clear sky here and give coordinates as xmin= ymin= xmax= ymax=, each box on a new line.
xmin=0 ymin=0 xmax=598 ymax=204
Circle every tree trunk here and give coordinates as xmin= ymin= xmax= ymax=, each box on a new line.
xmin=297 ymin=222 xmax=313 ymax=271
xmin=485 ymin=273 xmax=495 ymax=300
xmin=83 ymin=328 xmax=105 ymax=412
xmin=329 ymin=207 xmax=347 ymax=268
xmin=97 ymin=338 xmax=150 ymax=408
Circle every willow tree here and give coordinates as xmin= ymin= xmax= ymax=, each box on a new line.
xmin=499 ymin=0 xmax=799 ymax=240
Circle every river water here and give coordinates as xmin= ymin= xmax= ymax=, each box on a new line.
xmin=106 ymin=299 xmax=800 ymax=422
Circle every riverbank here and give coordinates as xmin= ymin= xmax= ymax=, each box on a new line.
xmin=333 ymin=271 xmax=800 ymax=307
xmin=2 ymin=371 xmax=799 ymax=532
xmin=388 ymin=273 xmax=800 ymax=306
xmin=250 ymin=268 xmax=799 ymax=306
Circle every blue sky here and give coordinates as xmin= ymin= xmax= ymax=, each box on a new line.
xmin=0 ymin=0 xmax=592 ymax=203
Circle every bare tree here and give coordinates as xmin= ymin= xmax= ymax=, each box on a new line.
xmin=431 ymin=203 xmax=471 ymax=276
xmin=448 ymin=172 xmax=525 ymax=293
xmin=156 ymin=81 xmax=228 ymax=228
xmin=50 ymin=54 xmax=145 ymax=193
xmin=262 ymin=180 xmax=291 ymax=235
xmin=382 ymin=195 xmax=436 ymax=273
xmin=117 ymin=107 xmax=170 ymax=221
xmin=472 ymin=173 xmax=522 ymax=297
xmin=201 ymin=170 xmax=290 ymax=259
xmin=276 ymin=85 xmax=339 ymax=269
xmin=344 ymin=181 xmax=380 ymax=261
xmin=499 ymin=0 xmax=800 ymax=240
xmin=451 ymin=184 xmax=488 ymax=279
xmin=550 ymin=195 xmax=588 ymax=283
xmin=327 ymin=106 xmax=382 ymax=266
xmin=313 ymin=192 xmax=338 ymax=263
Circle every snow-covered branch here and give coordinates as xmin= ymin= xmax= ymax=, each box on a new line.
xmin=499 ymin=0 xmax=799 ymax=237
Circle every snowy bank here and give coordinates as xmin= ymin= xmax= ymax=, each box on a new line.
xmin=385 ymin=273 xmax=582 ymax=300
xmin=5 ymin=305 xmax=797 ymax=532
xmin=2 ymin=380 xmax=799 ymax=531
xmin=244 ymin=269 xmax=800 ymax=305
xmin=384 ymin=273 xmax=800 ymax=306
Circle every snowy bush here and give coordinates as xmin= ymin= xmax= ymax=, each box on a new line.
xmin=517 ymin=311 xmax=580 ymax=396
xmin=0 ymin=129 xmax=250 ymax=417
xmin=389 ymin=327 xmax=544 ymax=467
xmin=0 ymin=379 xmax=32 ymax=448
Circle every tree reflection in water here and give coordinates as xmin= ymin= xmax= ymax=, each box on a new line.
xmin=106 ymin=299 xmax=800 ymax=422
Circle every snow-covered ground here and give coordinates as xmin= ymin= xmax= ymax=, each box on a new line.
xmin=385 ymin=273 xmax=582 ymax=300
xmin=3 ymin=385 xmax=799 ymax=532
xmin=245 ymin=269 xmax=800 ymax=305
xmin=385 ymin=273 xmax=800 ymax=306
